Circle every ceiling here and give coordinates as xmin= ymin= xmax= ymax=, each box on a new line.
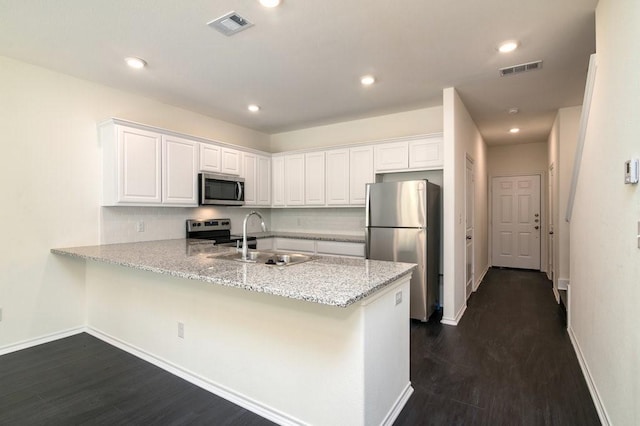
xmin=0 ymin=0 xmax=597 ymax=145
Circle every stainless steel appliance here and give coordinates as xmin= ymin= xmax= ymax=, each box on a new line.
xmin=365 ymin=180 xmax=440 ymax=321
xmin=186 ymin=218 xmax=256 ymax=249
xmin=199 ymin=173 xmax=244 ymax=206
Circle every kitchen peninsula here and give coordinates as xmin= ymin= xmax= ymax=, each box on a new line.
xmin=52 ymin=239 xmax=416 ymax=426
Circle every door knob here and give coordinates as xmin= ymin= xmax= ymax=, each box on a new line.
xmin=534 ymin=226 xmax=539 ymax=230
xmin=549 ymin=231 xmax=554 ymax=235
xmin=466 ymin=235 xmax=472 ymax=240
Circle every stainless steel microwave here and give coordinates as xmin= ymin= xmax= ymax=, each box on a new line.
xmin=198 ymin=173 xmax=245 ymax=206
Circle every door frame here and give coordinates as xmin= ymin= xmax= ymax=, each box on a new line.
xmin=488 ymin=171 xmax=547 ymax=272
xmin=465 ymin=154 xmax=475 ymax=300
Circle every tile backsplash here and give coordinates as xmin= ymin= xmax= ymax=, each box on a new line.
xmin=100 ymin=206 xmax=365 ymax=244
xmin=270 ymin=208 xmax=365 ymax=236
xmin=100 ymin=206 xmax=272 ymax=244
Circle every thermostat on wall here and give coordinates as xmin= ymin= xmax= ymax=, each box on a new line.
xmin=624 ymin=158 xmax=639 ymax=184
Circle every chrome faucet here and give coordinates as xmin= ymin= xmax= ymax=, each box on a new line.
xmin=242 ymin=211 xmax=266 ymax=261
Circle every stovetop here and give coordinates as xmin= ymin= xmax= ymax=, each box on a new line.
xmin=186 ymin=218 xmax=256 ymax=246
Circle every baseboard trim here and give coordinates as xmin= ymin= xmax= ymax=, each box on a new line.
xmin=552 ymin=287 xmax=560 ymax=303
xmin=474 ymin=266 xmax=489 ymax=291
xmin=85 ymin=327 xmax=306 ymax=426
xmin=382 ymin=383 xmax=414 ymax=426
xmin=441 ymin=304 xmax=466 ymax=326
xmin=0 ymin=326 xmax=86 ymax=356
xmin=567 ymin=326 xmax=611 ymax=426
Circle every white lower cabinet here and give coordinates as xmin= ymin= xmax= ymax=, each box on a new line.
xmin=274 ymin=238 xmax=316 ymax=253
xmin=269 ymin=237 xmax=365 ymax=258
xmin=316 ymin=241 xmax=365 ymax=257
xmin=100 ymin=120 xmax=197 ymax=207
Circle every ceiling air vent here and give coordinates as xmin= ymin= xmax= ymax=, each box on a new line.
xmin=207 ymin=11 xmax=254 ymax=36
xmin=499 ymin=60 xmax=543 ymax=77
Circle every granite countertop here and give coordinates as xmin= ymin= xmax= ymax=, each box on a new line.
xmin=238 ymin=231 xmax=365 ymax=244
xmin=51 ymin=239 xmax=414 ymax=308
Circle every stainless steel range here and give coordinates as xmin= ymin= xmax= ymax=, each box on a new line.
xmin=186 ymin=218 xmax=257 ymax=249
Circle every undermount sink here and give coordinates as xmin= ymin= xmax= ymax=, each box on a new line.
xmin=211 ymin=250 xmax=314 ymax=267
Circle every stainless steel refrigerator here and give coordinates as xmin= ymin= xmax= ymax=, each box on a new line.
xmin=365 ymin=180 xmax=440 ymax=321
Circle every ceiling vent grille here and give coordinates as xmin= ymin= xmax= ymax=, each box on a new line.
xmin=207 ymin=11 xmax=253 ymax=36
xmin=499 ymin=60 xmax=543 ymax=77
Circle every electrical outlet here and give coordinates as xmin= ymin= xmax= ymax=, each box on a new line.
xmin=178 ymin=322 xmax=184 ymax=339
xmin=395 ymin=291 xmax=402 ymax=306
xmin=136 ymin=221 xmax=145 ymax=232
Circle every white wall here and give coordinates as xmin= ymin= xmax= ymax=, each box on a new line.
xmin=488 ymin=142 xmax=549 ymax=274
xmin=569 ymin=0 xmax=640 ymax=424
xmin=0 ymin=56 xmax=270 ymax=349
xmin=442 ymin=88 xmax=488 ymax=325
xmin=270 ymin=107 xmax=444 ymax=152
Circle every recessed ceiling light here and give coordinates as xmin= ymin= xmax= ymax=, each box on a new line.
xmin=259 ymin=0 xmax=281 ymax=7
xmin=498 ymin=40 xmax=519 ymax=53
xmin=508 ymin=107 xmax=519 ymax=115
xmin=124 ymin=57 xmax=147 ymax=69
xmin=248 ymin=104 xmax=260 ymax=112
xmin=509 ymin=127 xmax=520 ymax=134
xmin=361 ymin=75 xmax=375 ymax=86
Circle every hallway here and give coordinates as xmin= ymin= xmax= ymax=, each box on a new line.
xmin=395 ymin=268 xmax=600 ymax=425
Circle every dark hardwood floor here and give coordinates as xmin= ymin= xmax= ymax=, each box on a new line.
xmin=394 ymin=268 xmax=600 ymax=426
xmin=0 ymin=268 xmax=599 ymax=425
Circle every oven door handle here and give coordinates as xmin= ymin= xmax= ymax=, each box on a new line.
xmin=236 ymin=182 xmax=243 ymax=201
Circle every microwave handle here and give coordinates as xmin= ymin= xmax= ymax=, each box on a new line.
xmin=236 ymin=182 xmax=243 ymax=201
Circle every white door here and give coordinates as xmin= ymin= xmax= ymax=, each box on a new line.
xmin=465 ymin=157 xmax=474 ymax=299
xmin=491 ymin=175 xmax=541 ymax=269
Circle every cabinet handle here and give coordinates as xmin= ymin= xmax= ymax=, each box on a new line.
xmin=236 ymin=182 xmax=243 ymax=201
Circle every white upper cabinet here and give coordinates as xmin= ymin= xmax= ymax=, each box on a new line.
xmin=305 ymin=152 xmax=325 ymax=205
xmin=408 ymin=135 xmax=443 ymax=169
xmin=256 ymin=155 xmax=271 ymax=206
xmin=162 ymin=135 xmax=199 ymax=206
xmin=101 ymin=123 xmax=163 ymax=205
xmin=242 ymin=152 xmax=257 ymax=205
xmin=242 ymin=152 xmax=271 ymax=206
xmin=285 ymin=154 xmax=305 ymax=205
xmin=272 ymin=156 xmax=285 ymax=206
xmin=220 ymin=147 xmax=241 ymax=176
xmin=374 ymin=135 xmax=443 ymax=172
xmin=200 ymin=143 xmax=221 ymax=173
xmin=349 ymin=146 xmax=374 ymax=205
xmin=374 ymin=141 xmax=409 ymax=172
xmin=326 ymin=148 xmax=350 ymax=205
xmin=101 ymin=121 xmax=198 ymax=207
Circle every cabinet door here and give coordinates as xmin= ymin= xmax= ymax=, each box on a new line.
xmin=118 ymin=126 xmax=162 ymax=204
xmin=221 ymin=147 xmax=241 ymax=175
xmin=272 ymin=156 xmax=285 ymax=206
xmin=256 ymin=155 xmax=271 ymax=206
xmin=285 ymin=154 xmax=305 ymax=205
xmin=316 ymin=241 xmax=365 ymax=257
xmin=374 ymin=141 xmax=409 ymax=172
xmin=242 ymin=152 xmax=257 ymax=205
xmin=274 ymin=238 xmax=316 ymax=253
xmin=305 ymin=152 xmax=325 ymax=205
xmin=349 ymin=146 xmax=374 ymax=205
xmin=326 ymin=149 xmax=349 ymax=205
xmin=409 ymin=136 xmax=443 ymax=169
xmin=200 ymin=143 xmax=221 ymax=172
xmin=162 ymin=135 xmax=198 ymax=206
